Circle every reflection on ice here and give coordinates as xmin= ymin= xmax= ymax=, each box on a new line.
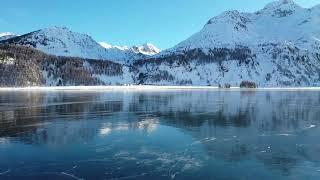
xmin=100 ymin=127 xmax=111 ymax=136
xmin=190 ymin=137 xmax=217 ymax=146
xmin=99 ymin=117 xmax=159 ymax=136
xmin=303 ymin=125 xmax=316 ymax=130
xmin=0 ymin=137 xmax=9 ymax=144
xmin=0 ymin=169 xmax=10 ymax=175
xmin=137 ymin=118 xmax=159 ymax=133
xmin=0 ymin=90 xmax=320 ymax=179
xmin=275 ymin=134 xmax=295 ymax=136
xmin=60 ymin=172 xmax=83 ymax=180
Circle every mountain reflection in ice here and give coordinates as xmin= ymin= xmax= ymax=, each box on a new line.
xmin=0 ymin=90 xmax=320 ymax=179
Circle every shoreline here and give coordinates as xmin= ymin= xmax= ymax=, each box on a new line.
xmin=1 ymin=85 xmax=320 ymax=91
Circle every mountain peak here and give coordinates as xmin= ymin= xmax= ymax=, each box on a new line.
xmin=264 ymin=0 xmax=298 ymax=9
xmin=37 ymin=26 xmax=72 ymax=34
xmin=44 ymin=26 xmax=69 ymax=31
xmin=258 ymin=0 xmax=303 ymax=18
xmin=131 ymin=43 xmax=160 ymax=55
xmin=206 ymin=10 xmax=245 ymax=25
xmin=99 ymin=41 xmax=160 ymax=56
xmin=170 ymin=0 xmax=320 ymax=52
xmin=261 ymin=0 xmax=301 ymax=13
xmin=141 ymin=43 xmax=160 ymax=54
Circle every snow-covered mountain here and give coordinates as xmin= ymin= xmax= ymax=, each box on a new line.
xmin=135 ymin=0 xmax=320 ymax=87
xmin=131 ymin=43 xmax=160 ymax=55
xmin=0 ymin=32 xmax=17 ymax=41
xmin=170 ymin=0 xmax=319 ymax=51
xmin=99 ymin=42 xmax=160 ymax=56
xmin=0 ymin=27 xmax=159 ymax=64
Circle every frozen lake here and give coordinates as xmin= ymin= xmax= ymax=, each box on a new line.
xmin=0 ymin=89 xmax=320 ymax=179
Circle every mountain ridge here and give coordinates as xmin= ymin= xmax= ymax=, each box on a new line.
xmin=134 ymin=0 xmax=320 ymax=87
xmin=167 ymin=0 xmax=319 ymax=53
xmin=0 ymin=27 xmax=160 ymax=64
xmin=99 ymin=42 xmax=160 ymax=56
xmin=0 ymin=32 xmax=17 ymax=41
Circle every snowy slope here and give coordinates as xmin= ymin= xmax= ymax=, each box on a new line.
xmin=169 ymin=0 xmax=320 ymax=51
xmin=135 ymin=0 xmax=320 ymax=87
xmin=0 ymin=32 xmax=17 ymax=41
xmin=0 ymin=27 xmax=159 ymax=64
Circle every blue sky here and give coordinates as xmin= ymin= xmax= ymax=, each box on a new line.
xmin=0 ymin=0 xmax=318 ymax=49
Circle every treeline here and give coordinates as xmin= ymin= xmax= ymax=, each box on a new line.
xmin=132 ymin=46 xmax=256 ymax=85
xmin=0 ymin=44 xmax=124 ymax=87
xmin=0 ymin=45 xmax=44 ymax=86
xmin=134 ymin=46 xmax=255 ymax=67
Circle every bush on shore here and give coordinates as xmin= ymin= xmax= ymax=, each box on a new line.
xmin=240 ymin=81 xmax=257 ymax=88
xmin=224 ymin=83 xmax=231 ymax=88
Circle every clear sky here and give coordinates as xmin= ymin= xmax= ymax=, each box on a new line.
xmin=0 ymin=0 xmax=318 ymax=49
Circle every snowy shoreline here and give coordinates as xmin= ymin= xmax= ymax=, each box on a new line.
xmin=1 ymin=85 xmax=320 ymax=91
